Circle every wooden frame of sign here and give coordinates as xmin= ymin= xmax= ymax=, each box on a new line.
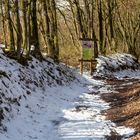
xmin=79 ymin=38 xmax=94 ymax=41
xmin=79 ymin=59 xmax=97 ymax=76
xmin=79 ymin=38 xmax=96 ymax=75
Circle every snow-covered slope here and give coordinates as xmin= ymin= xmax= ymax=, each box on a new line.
xmin=95 ymin=53 xmax=140 ymax=78
xmin=0 ymin=48 xmax=77 ymax=130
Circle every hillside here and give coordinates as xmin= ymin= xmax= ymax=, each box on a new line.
xmin=0 ymin=48 xmax=77 ymax=129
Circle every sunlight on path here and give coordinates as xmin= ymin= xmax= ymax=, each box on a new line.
xmin=53 ymin=82 xmax=134 ymax=140
xmin=56 ymin=93 xmax=111 ymax=140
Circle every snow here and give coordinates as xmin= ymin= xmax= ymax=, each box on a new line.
xmin=0 ymin=50 xmax=138 ymax=140
xmin=114 ymin=69 xmax=140 ymax=79
xmin=0 ymin=76 xmax=135 ymax=140
xmin=0 ymin=44 xmax=5 ymax=49
xmin=95 ymin=53 xmax=140 ymax=79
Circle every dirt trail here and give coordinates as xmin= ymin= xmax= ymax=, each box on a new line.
xmin=52 ymin=77 xmax=136 ymax=140
xmin=101 ymin=78 xmax=140 ymax=140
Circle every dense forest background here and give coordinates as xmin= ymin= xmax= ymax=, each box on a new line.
xmin=0 ymin=0 xmax=140 ymax=66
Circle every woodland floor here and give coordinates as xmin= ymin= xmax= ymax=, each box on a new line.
xmin=100 ymin=77 xmax=140 ymax=140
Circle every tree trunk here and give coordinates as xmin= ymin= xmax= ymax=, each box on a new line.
xmin=21 ymin=0 xmax=28 ymax=54
xmin=6 ymin=0 xmax=15 ymax=51
xmin=42 ymin=0 xmax=59 ymax=62
xmin=15 ymin=0 xmax=22 ymax=59
xmin=51 ymin=0 xmax=59 ymax=62
xmin=31 ymin=0 xmax=42 ymax=59
xmin=91 ymin=0 xmax=98 ymax=59
xmin=0 ymin=0 xmax=7 ymax=48
xmin=98 ymin=0 xmax=104 ymax=54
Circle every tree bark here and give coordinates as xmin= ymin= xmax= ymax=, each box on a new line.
xmin=31 ymin=0 xmax=42 ymax=59
xmin=15 ymin=0 xmax=22 ymax=59
xmin=6 ymin=0 xmax=15 ymax=51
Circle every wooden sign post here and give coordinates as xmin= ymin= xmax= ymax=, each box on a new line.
xmin=79 ymin=38 xmax=96 ymax=75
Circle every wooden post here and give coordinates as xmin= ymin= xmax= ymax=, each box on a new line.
xmin=80 ymin=60 xmax=83 ymax=75
xmin=79 ymin=59 xmax=96 ymax=75
xmin=90 ymin=60 xmax=93 ymax=76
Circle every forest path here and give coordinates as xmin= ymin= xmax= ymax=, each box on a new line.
xmin=0 ymin=76 xmax=135 ymax=140
xmin=51 ymin=77 xmax=135 ymax=140
xmin=54 ymin=86 xmax=110 ymax=140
